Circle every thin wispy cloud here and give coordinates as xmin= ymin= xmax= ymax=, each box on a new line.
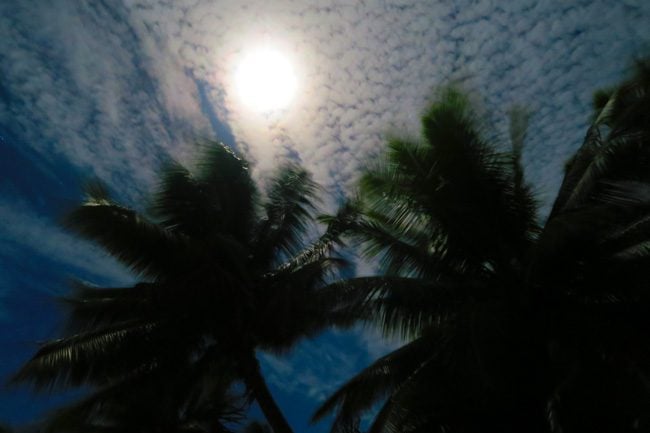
xmin=0 ymin=199 xmax=134 ymax=289
xmin=259 ymin=335 xmax=364 ymax=403
xmin=0 ymin=1 xmax=215 ymax=203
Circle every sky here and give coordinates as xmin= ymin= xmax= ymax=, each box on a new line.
xmin=0 ymin=0 xmax=649 ymax=431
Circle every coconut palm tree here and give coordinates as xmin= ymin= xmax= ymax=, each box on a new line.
xmin=13 ymin=144 xmax=356 ymax=433
xmin=313 ymin=61 xmax=650 ymax=433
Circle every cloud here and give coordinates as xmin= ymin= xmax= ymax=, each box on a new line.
xmin=0 ymin=199 xmax=134 ymax=292
xmin=0 ymin=1 xmax=220 ymax=204
xmin=3 ymin=0 xmax=649 ymax=209
xmin=94 ymin=0 xmax=648 ymax=215
xmin=258 ymin=326 xmax=403 ymax=405
xmin=259 ymin=333 xmax=364 ymax=403
xmin=354 ymin=326 xmax=404 ymax=361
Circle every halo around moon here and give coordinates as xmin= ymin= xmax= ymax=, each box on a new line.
xmin=235 ymin=48 xmax=298 ymax=112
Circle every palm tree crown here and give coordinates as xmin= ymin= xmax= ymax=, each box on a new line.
xmin=314 ymin=62 xmax=650 ymax=433
xmin=14 ymin=144 xmax=355 ymax=433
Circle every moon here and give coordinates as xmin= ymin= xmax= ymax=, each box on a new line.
xmin=235 ymin=48 xmax=298 ymax=112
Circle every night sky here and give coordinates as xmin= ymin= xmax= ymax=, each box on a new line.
xmin=1 ymin=0 xmax=649 ymax=431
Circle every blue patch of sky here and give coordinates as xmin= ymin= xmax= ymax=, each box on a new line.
xmin=0 ymin=130 xmax=127 ymax=425
xmin=258 ymin=330 xmax=374 ymax=433
xmin=0 ymin=133 xmax=83 ymax=214
xmin=193 ymin=75 xmax=238 ymax=150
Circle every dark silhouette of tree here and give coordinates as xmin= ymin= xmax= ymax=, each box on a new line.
xmin=42 ymin=357 xmax=245 ymax=433
xmin=242 ymin=421 xmax=273 ymax=433
xmin=313 ymin=61 xmax=650 ymax=433
xmin=13 ymin=144 xmax=356 ymax=433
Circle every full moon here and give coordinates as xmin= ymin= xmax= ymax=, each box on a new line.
xmin=235 ymin=48 xmax=297 ymax=112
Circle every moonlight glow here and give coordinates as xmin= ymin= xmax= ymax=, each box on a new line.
xmin=235 ymin=48 xmax=297 ymax=112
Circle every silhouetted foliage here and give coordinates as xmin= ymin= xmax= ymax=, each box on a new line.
xmin=13 ymin=144 xmax=358 ymax=433
xmin=314 ymin=61 xmax=650 ymax=433
xmin=42 ymin=362 xmax=245 ymax=433
xmin=242 ymin=421 xmax=273 ymax=433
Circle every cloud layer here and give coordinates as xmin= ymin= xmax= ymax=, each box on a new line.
xmin=3 ymin=1 xmax=649 ymax=203
xmin=1 ymin=0 xmax=649 ymax=424
xmin=122 ymin=0 xmax=650 ymax=205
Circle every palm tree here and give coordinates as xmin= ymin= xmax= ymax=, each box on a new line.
xmin=313 ymin=61 xmax=650 ymax=433
xmin=13 ymin=144 xmax=356 ymax=433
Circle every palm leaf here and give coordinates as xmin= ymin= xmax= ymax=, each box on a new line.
xmin=253 ymin=164 xmax=319 ymax=266
xmin=276 ymin=199 xmax=359 ymax=273
xmin=12 ymin=319 xmax=164 ymax=389
xmin=312 ymin=334 xmax=441 ymax=431
xmin=359 ymin=89 xmax=537 ymax=272
xmin=366 ymin=355 xmax=445 ymax=433
xmin=60 ymin=281 xmax=162 ymax=332
xmin=150 ymin=161 xmax=216 ymax=238
xmin=348 ymin=276 xmax=483 ymax=339
xmin=151 ymin=145 xmax=258 ymax=246
xmin=44 ymin=358 xmax=244 ymax=433
xmin=64 ymin=185 xmax=191 ymax=279
xmin=551 ymin=61 xmax=650 ymax=217
xmin=195 ymin=143 xmax=258 ymax=242
xmin=255 ymin=258 xmax=349 ymax=351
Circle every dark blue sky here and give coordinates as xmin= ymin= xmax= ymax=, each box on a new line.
xmin=1 ymin=0 xmax=649 ymax=431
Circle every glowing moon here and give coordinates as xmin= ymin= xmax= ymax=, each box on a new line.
xmin=235 ymin=48 xmax=297 ymax=112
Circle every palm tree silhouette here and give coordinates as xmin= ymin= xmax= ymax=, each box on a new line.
xmin=314 ymin=61 xmax=650 ymax=433
xmin=41 ymin=357 xmax=245 ymax=433
xmin=14 ymin=144 xmax=355 ymax=433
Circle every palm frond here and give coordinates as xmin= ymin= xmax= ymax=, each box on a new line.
xmin=603 ymin=213 xmax=650 ymax=250
xmin=61 ymin=281 xmax=160 ymax=332
xmin=64 ymin=190 xmax=190 ymax=279
xmin=195 ymin=143 xmax=258 ymax=242
xmin=276 ymin=198 xmax=360 ymax=273
xmin=12 ymin=320 xmax=162 ymax=390
xmin=44 ymin=375 xmax=145 ymax=433
xmin=312 ymin=334 xmax=440 ymax=430
xmin=150 ymin=161 xmax=215 ymax=238
xmin=255 ymin=258 xmax=349 ymax=352
xmin=507 ymin=107 xmax=540 ymax=244
xmin=557 ymin=130 xmax=649 ymax=214
xmin=353 ymin=217 xmax=451 ymax=278
xmin=243 ymin=421 xmax=273 ymax=433
xmin=322 ymin=276 xmax=482 ymax=340
xmin=253 ymin=164 xmax=319 ymax=266
xmin=151 ymin=146 xmax=258 ymax=247
xmin=359 ymin=89 xmax=538 ymax=272
xmin=366 ymin=355 xmax=444 ymax=433
xmin=44 ymin=355 xmax=245 ymax=433
xmin=551 ymin=61 xmax=650 ymax=217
